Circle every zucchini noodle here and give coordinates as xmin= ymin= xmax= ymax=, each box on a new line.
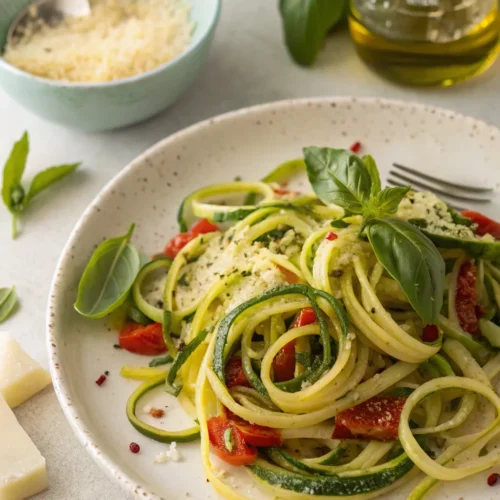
xmin=116 ymin=158 xmax=500 ymax=500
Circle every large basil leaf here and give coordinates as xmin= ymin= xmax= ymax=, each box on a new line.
xmin=74 ymin=224 xmax=140 ymax=319
xmin=279 ymin=0 xmax=347 ymax=66
xmin=304 ymin=147 xmax=372 ymax=213
xmin=366 ymin=218 xmax=445 ymax=324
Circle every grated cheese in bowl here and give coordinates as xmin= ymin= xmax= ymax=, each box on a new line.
xmin=2 ymin=0 xmax=194 ymax=83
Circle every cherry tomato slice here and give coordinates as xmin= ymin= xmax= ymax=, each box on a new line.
xmin=276 ymin=264 xmax=301 ymax=284
xmin=164 ymin=219 xmax=218 ymax=259
xmin=273 ymin=308 xmax=317 ymax=383
xmin=223 ymin=408 xmax=282 ymax=447
xmin=164 ymin=233 xmax=194 ymax=259
xmin=190 ymin=218 xmax=219 ymax=236
xmin=207 ymin=416 xmax=257 ymax=466
xmin=456 ymin=261 xmax=479 ymax=335
xmin=291 ymin=307 xmax=317 ymax=328
xmin=461 ymin=211 xmax=500 ymax=240
xmin=225 ymin=356 xmax=251 ymax=389
xmin=119 ymin=322 xmax=167 ymax=355
xmin=332 ymin=396 xmax=406 ymax=441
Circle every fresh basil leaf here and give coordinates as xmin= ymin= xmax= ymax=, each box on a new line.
xmin=370 ymin=186 xmax=410 ymax=216
xmin=366 ymin=218 xmax=445 ymax=324
xmin=74 ymin=224 xmax=140 ymax=319
xmin=2 ymin=132 xmax=28 ymax=212
xmin=363 ymin=155 xmax=381 ymax=196
xmin=279 ymin=0 xmax=347 ymax=66
xmin=0 ymin=286 xmax=17 ymax=323
xmin=26 ymin=163 xmax=80 ymax=202
xmin=304 ymin=147 xmax=372 ymax=213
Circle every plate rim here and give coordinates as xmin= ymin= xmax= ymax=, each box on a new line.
xmin=46 ymin=96 xmax=500 ymax=500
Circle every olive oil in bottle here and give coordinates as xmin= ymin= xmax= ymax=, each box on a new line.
xmin=349 ymin=0 xmax=500 ymax=87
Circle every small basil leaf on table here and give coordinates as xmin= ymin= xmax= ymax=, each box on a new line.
xmin=303 ymin=147 xmax=372 ymax=213
xmin=74 ymin=224 xmax=140 ymax=319
xmin=0 ymin=286 xmax=17 ymax=323
xmin=366 ymin=218 xmax=445 ymax=325
xmin=279 ymin=0 xmax=347 ymax=66
xmin=26 ymin=163 xmax=81 ymax=202
xmin=362 ymin=155 xmax=381 ymax=196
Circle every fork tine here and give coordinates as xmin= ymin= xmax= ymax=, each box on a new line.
xmin=389 ymin=171 xmax=491 ymax=203
xmin=392 ymin=163 xmax=493 ymax=193
xmin=386 ymin=179 xmax=465 ymax=211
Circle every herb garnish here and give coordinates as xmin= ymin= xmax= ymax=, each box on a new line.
xmin=0 ymin=286 xmax=17 ymax=323
xmin=2 ymin=132 xmax=80 ymax=238
xmin=304 ymin=147 xmax=445 ymax=324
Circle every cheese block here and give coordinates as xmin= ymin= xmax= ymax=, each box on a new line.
xmin=0 ymin=395 xmax=48 ymax=499
xmin=0 ymin=333 xmax=52 ymax=408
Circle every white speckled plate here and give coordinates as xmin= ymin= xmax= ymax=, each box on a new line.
xmin=47 ymin=98 xmax=500 ymax=500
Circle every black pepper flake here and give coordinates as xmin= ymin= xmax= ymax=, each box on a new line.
xmin=371 ymin=308 xmax=376 ymax=314
xmin=104 ymin=371 xmax=109 ymax=376
xmin=330 ymin=269 xmax=343 ymax=278
xmin=113 ymin=344 xmax=122 ymax=349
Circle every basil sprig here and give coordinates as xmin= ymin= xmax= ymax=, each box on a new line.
xmin=304 ymin=147 xmax=445 ymax=324
xmin=1 ymin=132 xmax=80 ymax=239
xmin=74 ymin=224 xmax=140 ymax=319
xmin=279 ymin=0 xmax=347 ymax=66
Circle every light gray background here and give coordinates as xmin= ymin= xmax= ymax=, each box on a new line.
xmin=1 ymin=1 xmax=500 ymax=498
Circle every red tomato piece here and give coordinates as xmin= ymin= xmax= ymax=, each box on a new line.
xmin=461 ymin=211 xmax=500 ymax=240
xmin=422 ymin=324 xmax=439 ymax=343
xmin=332 ymin=396 xmax=407 ymax=441
xmin=164 ymin=233 xmax=194 ymax=259
xmin=273 ymin=340 xmax=296 ymax=383
xmin=207 ymin=416 xmax=257 ymax=466
xmin=276 ymin=265 xmax=301 ymax=284
xmin=225 ymin=356 xmax=251 ymax=389
xmin=190 ymin=218 xmax=219 ymax=236
xmin=456 ymin=261 xmax=479 ymax=335
xmin=223 ymin=408 xmax=282 ymax=447
xmin=164 ymin=219 xmax=218 ymax=259
xmin=273 ymin=308 xmax=317 ymax=383
xmin=325 ymin=232 xmax=338 ymax=241
xmin=291 ymin=307 xmax=317 ymax=328
xmin=119 ymin=322 xmax=167 ymax=355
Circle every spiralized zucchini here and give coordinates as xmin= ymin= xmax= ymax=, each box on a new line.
xmin=123 ymin=162 xmax=500 ymax=500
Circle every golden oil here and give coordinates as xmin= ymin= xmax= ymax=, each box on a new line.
xmin=349 ymin=0 xmax=500 ymax=87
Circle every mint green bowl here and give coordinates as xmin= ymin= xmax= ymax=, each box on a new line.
xmin=0 ymin=0 xmax=221 ymax=131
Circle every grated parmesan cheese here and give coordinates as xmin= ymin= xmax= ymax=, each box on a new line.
xmin=3 ymin=0 xmax=193 ymax=82
xmin=154 ymin=442 xmax=182 ymax=464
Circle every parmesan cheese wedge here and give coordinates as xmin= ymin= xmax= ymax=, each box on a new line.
xmin=0 ymin=395 xmax=48 ymax=499
xmin=0 ymin=333 xmax=51 ymax=408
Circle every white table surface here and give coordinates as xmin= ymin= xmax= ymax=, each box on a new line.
xmin=2 ymin=1 xmax=500 ymax=498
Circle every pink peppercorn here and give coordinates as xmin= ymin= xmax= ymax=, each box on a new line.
xmin=129 ymin=442 xmax=140 ymax=454
xmin=488 ymin=473 xmax=500 ymax=486
xmin=95 ymin=375 xmax=106 ymax=386
xmin=349 ymin=142 xmax=361 ymax=153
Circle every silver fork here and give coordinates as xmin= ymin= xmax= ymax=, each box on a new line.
xmin=387 ymin=163 xmax=493 ymax=211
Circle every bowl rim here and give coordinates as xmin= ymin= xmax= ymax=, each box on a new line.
xmin=0 ymin=0 xmax=221 ymax=89
xmin=46 ymin=96 xmax=500 ymax=500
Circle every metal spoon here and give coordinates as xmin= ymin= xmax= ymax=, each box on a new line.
xmin=7 ymin=0 xmax=91 ymax=45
